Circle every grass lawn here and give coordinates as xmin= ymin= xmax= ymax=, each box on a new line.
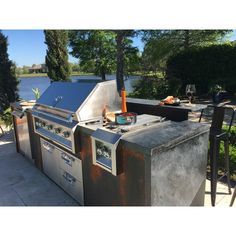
xmin=17 ymin=73 xmax=48 ymax=78
xmin=17 ymin=72 xmax=94 ymax=78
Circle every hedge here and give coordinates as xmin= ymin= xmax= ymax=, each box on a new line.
xmin=166 ymin=43 xmax=236 ymax=95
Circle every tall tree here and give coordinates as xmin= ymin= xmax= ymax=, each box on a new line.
xmin=116 ymin=31 xmax=125 ymax=92
xmin=44 ymin=30 xmax=71 ymax=82
xmin=142 ymin=30 xmax=232 ymax=72
xmin=69 ymin=30 xmax=116 ymax=81
xmin=0 ymin=31 xmax=18 ymax=113
xmin=115 ymin=30 xmax=138 ymax=93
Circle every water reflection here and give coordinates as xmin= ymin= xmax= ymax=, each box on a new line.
xmin=18 ymin=75 xmax=140 ymax=101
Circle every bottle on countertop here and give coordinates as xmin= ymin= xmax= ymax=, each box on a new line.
xmin=121 ymin=88 xmax=127 ymax=113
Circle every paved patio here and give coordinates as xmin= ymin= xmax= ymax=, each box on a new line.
xmin=0 ymin=130 xmax=78 ymax=206
xmin=204 ymin=179 xmax=235 ymax=207
xmin=0 ymin=128 xmax=235 ymax=207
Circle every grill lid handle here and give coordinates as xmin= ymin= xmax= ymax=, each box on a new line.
xmin=52 ymin=96 xmax=63 ymax=107
xmin=32 ymin=108 xmax=74 ymax=123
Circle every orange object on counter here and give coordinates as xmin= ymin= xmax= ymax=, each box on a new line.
xmin=102 ymin=105 xmax=107 ymax=126
xmin=121 ymin=88 xmax=127 ymax=113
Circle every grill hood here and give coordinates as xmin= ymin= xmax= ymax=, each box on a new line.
xmin=33 ymin=80 xmax=121 ymax=123
xmin=36 ymin=82 xmax=96 ymax=112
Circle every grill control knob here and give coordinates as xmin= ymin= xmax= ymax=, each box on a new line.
xmin=54 ymin=127 xmax=62 ymax=134
xmin=41 ymin=122 xmax=46 ymax=127
xmin=62 ymin=131 xmax=70 ymax=138
xmin=47 ymin=124 xmax=53 ymax=130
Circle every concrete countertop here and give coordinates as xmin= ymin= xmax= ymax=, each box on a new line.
xmin=126 ymin=97 xmax=207 ymax=112
xmin=78 ymin=122 xmax=102 ymax=135
xmin=121 ymin=120 xmax=210 ymax=156
xmin=79 ymin=119 xmax=210 ymax=156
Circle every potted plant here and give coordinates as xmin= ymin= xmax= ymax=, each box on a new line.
xmin=209 ymin=84 xmax=223 ymax=103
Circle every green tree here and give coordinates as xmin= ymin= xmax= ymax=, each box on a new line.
xmin=70 ymin=62 xmax=80 ymax=73
xmin=69 ymin=30 xmax=116 ymax=80
xmin=142 ymin=30 xmax=232 ymax=73
xmin=115 ymin=30 xmax=125 ymax=92
xmin=22 ymin=65 xmax=30 ymax=74
xmin=115 ymin=30 xmax=140 ymax=93
xmin=79 ymin=60 xmax=96 ymax=73
xmin=0 ymin=31 xmax=19 ymax=114
xmin=44 ymin=30 xmax=71 ymax=82
xmin=15 ymin=66 xmax=23 ymax=76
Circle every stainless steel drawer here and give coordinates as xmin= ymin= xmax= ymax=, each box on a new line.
xmin=40 ymin=139 xmax=60 ymax=185
xmin=59 ymin=169 xmax=84 ymax=205
xmin=58 ymin=151 xmax=83 ymax=181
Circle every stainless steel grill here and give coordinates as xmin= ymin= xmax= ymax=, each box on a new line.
xmin=32 ymin=80 xmax=121 ymax=154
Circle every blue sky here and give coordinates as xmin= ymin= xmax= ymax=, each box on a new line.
xmin=1 ymin=30 xmax=144 ymax=67
xmin=2 ymin=29 xmax=236 ymax=67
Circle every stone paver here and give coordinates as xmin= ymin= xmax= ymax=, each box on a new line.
xmin=188 ymin=110 xmax=236 ymax=207
xmin=204 ymin=179 xmax=235 ymax=207
xmin=0 ymin=130 xmax=79 ymax=206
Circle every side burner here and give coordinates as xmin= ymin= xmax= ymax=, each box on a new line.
xmin=91 ymin=114 xmax=163 ymax=175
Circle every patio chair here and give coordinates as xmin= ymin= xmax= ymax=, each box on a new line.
xmin=230 ymin=184 xmax=236 ymax=206
xmin=199 ymin=105 xmax=235 ymax=206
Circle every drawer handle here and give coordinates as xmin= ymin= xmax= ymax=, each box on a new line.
xmin=63 ymin=173 xmax=76 ymax=184
xmin=61 ymin=153 xmax=74 ymax=166
xmin=43 ymin=142 xmax=50 ymax=151
xmin=43 ymin=142 xmax=54 ymax=152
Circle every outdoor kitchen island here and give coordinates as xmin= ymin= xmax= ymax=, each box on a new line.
xmin=14 ymin=80 xmax=210 ymax=206
xmin=79 ymin=118 xmax=209 ymax=206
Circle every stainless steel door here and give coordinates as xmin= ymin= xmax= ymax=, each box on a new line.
xmin=15 ymin=115 xmax=32 ymax=159
xmin=59 ymin=169 xmax=84 ymax=205
xmin=40 ymin=138 xmax=84 ymax=205
xmin=40 ymin=138 xmax=60 ymax=185
xmin=58 ymin=150 xmax=84 ymax=205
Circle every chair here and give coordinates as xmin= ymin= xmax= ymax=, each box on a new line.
xmin=229 ymin=110 xmax=236 ymax=207
xmin=199 ymin=104 xmax=235 ymax=206
xmin=230 ymin=184 xmax=236 ymax=206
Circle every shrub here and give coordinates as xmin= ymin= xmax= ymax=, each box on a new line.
xmin=1 ymin=107 xmax=13 ymax=129
xmin=219 ymin=126 xmax=236 ymax=176
xmin=166 ymin=43 xmax=236 ymax=96
xmin=219 ymin=143 xmax=236 ymax=176
xmin=32 ymin=88 xmax=41 ymax=100
xmin=128 ymin=76 xmax=169 ymax=100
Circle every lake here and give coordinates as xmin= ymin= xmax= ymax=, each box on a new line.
xmin=18 ymin=75 xmax=141 ymax=101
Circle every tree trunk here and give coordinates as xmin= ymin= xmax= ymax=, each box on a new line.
xmin=184 ymin=30 xmax=190 ymax=50
xmin=101 ymin=70 xmax=106 ymax=81
xmin=100 ymin=66 xmax=106 ymax=81
xmin=116 ymin=31 xmax=125 ymax=95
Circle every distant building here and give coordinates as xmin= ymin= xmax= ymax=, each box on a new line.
xmin=28 ymin=64 xmax=48 ymax=73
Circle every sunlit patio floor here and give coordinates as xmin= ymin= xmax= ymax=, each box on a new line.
xmin=0 ymin=130 xmax=79 ymax=206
